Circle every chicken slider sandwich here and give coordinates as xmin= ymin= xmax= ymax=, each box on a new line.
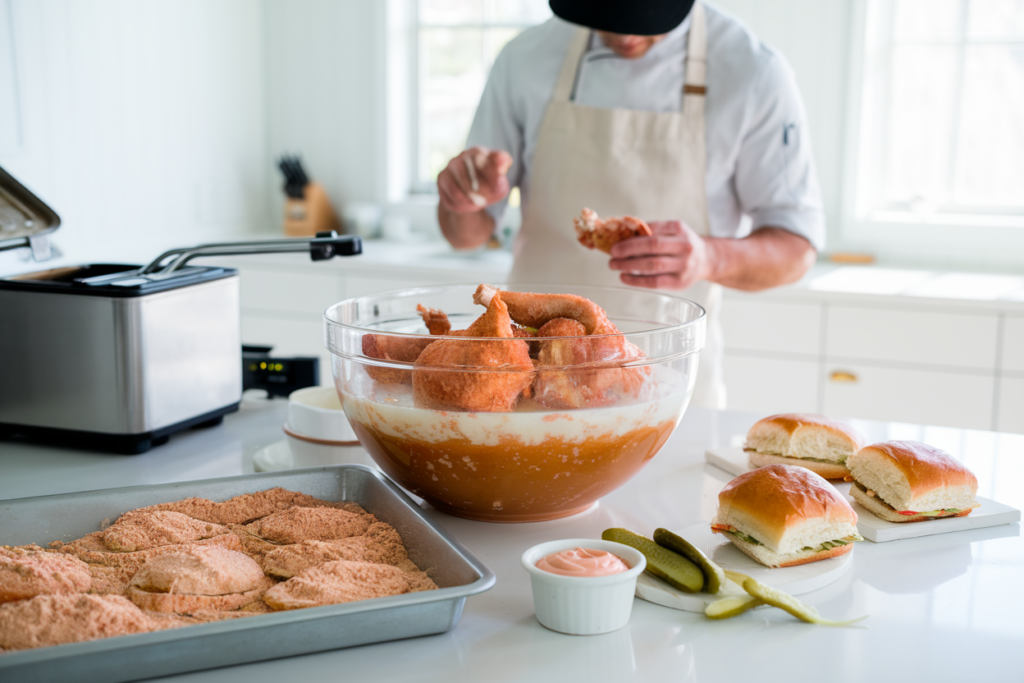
xmin=745 ymin=413 xmax=865 ymax=480
xmin=845 ymin=440 xmax=980 ymax=523
xmin=711 ymin=464 xmax=862 ymax=568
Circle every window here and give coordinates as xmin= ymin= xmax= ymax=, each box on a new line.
xmin=413 ymin=0 xmax=550 ymax=192
xmin=844 ymin=0 xmax=1024 ymax=262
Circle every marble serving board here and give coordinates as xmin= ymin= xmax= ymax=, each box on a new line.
xmin=849 ymin=496 xmax=1020 ymax=542
xmin=703 ymin=447 xmax=1021 ymax=543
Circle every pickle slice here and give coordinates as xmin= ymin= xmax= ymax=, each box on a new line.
xmin=723 ymin=570 xmax=751 ymax=585
xmin=741 ymin=578 xmax=868 ymax=627
xmin=653 ymin=528 xmax=725 ymax=594
xmin=704 ymin=595 xmax=764 ymax=620
xmin=602 ymin=528 xmax=704 ymax=593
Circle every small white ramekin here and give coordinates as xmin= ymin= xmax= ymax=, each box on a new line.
xmin=521 ymin=539 xmax=647 ymax=636
xmin=287 ymin=386 xmax=357 ymax=443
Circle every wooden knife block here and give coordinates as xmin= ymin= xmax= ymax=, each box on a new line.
xmin=284 ymin=182 xmax=341 ymax=237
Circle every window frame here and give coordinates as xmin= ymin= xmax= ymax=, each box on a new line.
xmin=840 ymin=0 xmax=1024 ymax=268
xmin=405 ymin=0 xmax=549 ymax=195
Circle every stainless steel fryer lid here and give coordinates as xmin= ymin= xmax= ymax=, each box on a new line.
xmin=0 ymin=165 xmax=61 ymax=260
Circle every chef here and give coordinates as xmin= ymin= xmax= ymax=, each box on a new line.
xmin=436 ymin=0 xmax=823 ymax=409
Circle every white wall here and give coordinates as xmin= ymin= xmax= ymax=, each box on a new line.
xmin=260 ymin=0 xmax=388 ymax=230
xmin=0 ymin=0 xmax=270 ymax=263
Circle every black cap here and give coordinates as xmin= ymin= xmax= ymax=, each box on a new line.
xmin=549 ymin=0 xmax=696 ymax=36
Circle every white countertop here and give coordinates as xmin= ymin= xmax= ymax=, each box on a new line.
xmin=2 ymin=398 xmax=1021 ymax=682
xmin=5 ymin=235 xmax=1023 ymax=311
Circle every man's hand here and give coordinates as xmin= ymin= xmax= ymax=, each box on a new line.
xmin=437 ymin=147 xmax=513 ymax=214
xmin=608 ymin=220 xmax=710 ymax=290
xmin=608 ymin=222 xmax=817 ymax=292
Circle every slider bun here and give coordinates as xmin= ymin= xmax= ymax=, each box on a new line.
xmin=745 ymin=414 xmax=864 ymax=465
xmin=747 ymin=451 xmax=851 ymax=480
xmin=725 ymin=531 xmax=854 ymax=568
xmin=714 ymin=464 xmax=858 ymax=556
xmin=849 ymin=484 xmax=976 ymax=523
xmin=846 ymin=441 xmax=979 ymax=513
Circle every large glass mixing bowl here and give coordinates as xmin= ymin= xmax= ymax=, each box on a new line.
xmin=324 ymin=283 xmax=705 ymax=522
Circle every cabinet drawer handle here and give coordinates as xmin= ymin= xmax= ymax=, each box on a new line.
xmin=830 ymin=371 xmax=858 ymax=383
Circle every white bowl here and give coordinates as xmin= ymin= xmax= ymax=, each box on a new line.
xmin=287 ymin=386 xmax=357 ymax=442
xmin=521 ymin=539 xmax=646 ymax=636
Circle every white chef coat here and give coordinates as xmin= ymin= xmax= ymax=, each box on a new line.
xmin=467 ymin=4 xmax=825 ymax=250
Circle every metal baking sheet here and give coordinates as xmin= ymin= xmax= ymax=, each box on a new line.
xmin=0 ymin=465 xmax=496 ymax=683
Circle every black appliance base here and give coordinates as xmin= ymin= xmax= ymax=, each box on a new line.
xmin=0 ymin=403 xmax=241 ymax=455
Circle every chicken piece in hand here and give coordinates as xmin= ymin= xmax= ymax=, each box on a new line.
xmin=574 ymin=208 xmax=652 ymax=254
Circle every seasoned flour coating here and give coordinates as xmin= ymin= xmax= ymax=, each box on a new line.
xmin=263 ymin=523 xmax=409 ymax=578
xmin=145 ymin=488 xmax=366 ymax=525
xmin=263 ymin=560 xmax=412 ymax=610
xmin=0 ymin=594 xmax=167 ymax=651
xmin=0 ymin=546 xmax=92 ymax=604
xmin=100 ymin=510 xmax=228 ymax=552
xmin=243 ymin=507 xmax=375 ymax=544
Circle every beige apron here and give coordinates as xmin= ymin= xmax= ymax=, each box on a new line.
xmin=508 ymin=2 xmax=726 ymax=409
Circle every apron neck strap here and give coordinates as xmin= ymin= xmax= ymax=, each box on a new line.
xmin=552 ymin=28 xmax=590 ymax=103
xmin=684 ymin=3 xmax=707 ymax=96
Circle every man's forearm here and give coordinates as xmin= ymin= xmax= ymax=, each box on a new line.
xmin=704 ymin=227 xmax=816 ymax=291
xmin=438 ymin=205 xmax=496 ymax=250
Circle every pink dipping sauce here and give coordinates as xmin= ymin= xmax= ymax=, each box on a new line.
xmin=535 ymin=547 xmax=630 ymax=577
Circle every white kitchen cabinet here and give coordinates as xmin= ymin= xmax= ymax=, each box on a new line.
xmin=342 ymin=271 xmax=472 ymax=298
xmin=996 ymin=376 xmax=1024 ymax=434
xmin=721 ymin=353 xmax=819 ymax=414
xmin=1001 ymin=316 xmax=1024 ymax=373
xmin=720 ymin=300 xmax=821 ymax=356
xmin=821 ymin=363 xmax=994 ymax=430
xmin=825 ymin=306 xmax=999 ymax=370
xmin=238 ymin=268 xmax=343 ymax=315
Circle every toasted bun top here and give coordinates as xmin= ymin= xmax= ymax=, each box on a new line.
xmin=716 ymin=464 xmax=857 ymax=552
xmin=746 ymin=414 xmax=864 ymax=462
xmin=847 ymin=441 xmax=978 ymax=498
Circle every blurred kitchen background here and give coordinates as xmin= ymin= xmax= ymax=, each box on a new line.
xmin=2 ymin=0 xmax=1023 ymax=434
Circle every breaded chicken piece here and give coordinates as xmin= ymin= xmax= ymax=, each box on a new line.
xmin=100 ymin=510 xmax=228 ymax=552
xmin=143 ymin=488 xmax=365 ymax=525
xmin=394 ymin=558 xmax=440 ymax=593
xmin=0 ymin=546 xmax=92 ymax=604
xmin=574 ymin=207 xmax=652 ymax=254
xmin=243 ymin=507 xmax=375 ymax=545
xmin=132 ymin=545 xmax=265 ymax=595
xmin=129 ymin=545 xmax=273 ymax=614
xmin=54 ymin=533 xmax=245 ymax=581
xmin=413 ymin=294 xmax=534 ymax=413
xmin=262 ymin=522 xmax=409 ymax=578
xmin=263 ymin=560 xmax=410 ymax=610
xmin=0 ymin=594 xmax=165 ymax=651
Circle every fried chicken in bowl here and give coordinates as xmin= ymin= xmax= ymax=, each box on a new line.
xmin=324 ymin=284 xmax=705 ymax=522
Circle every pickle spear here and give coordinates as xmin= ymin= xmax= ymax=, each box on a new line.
xmin=653 ymin=528 xmax=725 ymax=595
xmin=602 ymin=528 xmax=704 ymax=593
xmin=724 ymin=570 xmax=751 ymax=585
xmin=741 ymin=578 xmax=868 ymax=627
xmin=704 ymin=595 xmax=764 ymax=620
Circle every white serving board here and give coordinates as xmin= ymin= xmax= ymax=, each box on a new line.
xmin=848 ymin=496 xmax=1020 ymax=542
xmin=702 ymin=448 xmax=1021 ymax=543
xmin=704 ymin=446 xmax=750 ymax=477
xmin=633 ymin=523 xmax=852 ymax=613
